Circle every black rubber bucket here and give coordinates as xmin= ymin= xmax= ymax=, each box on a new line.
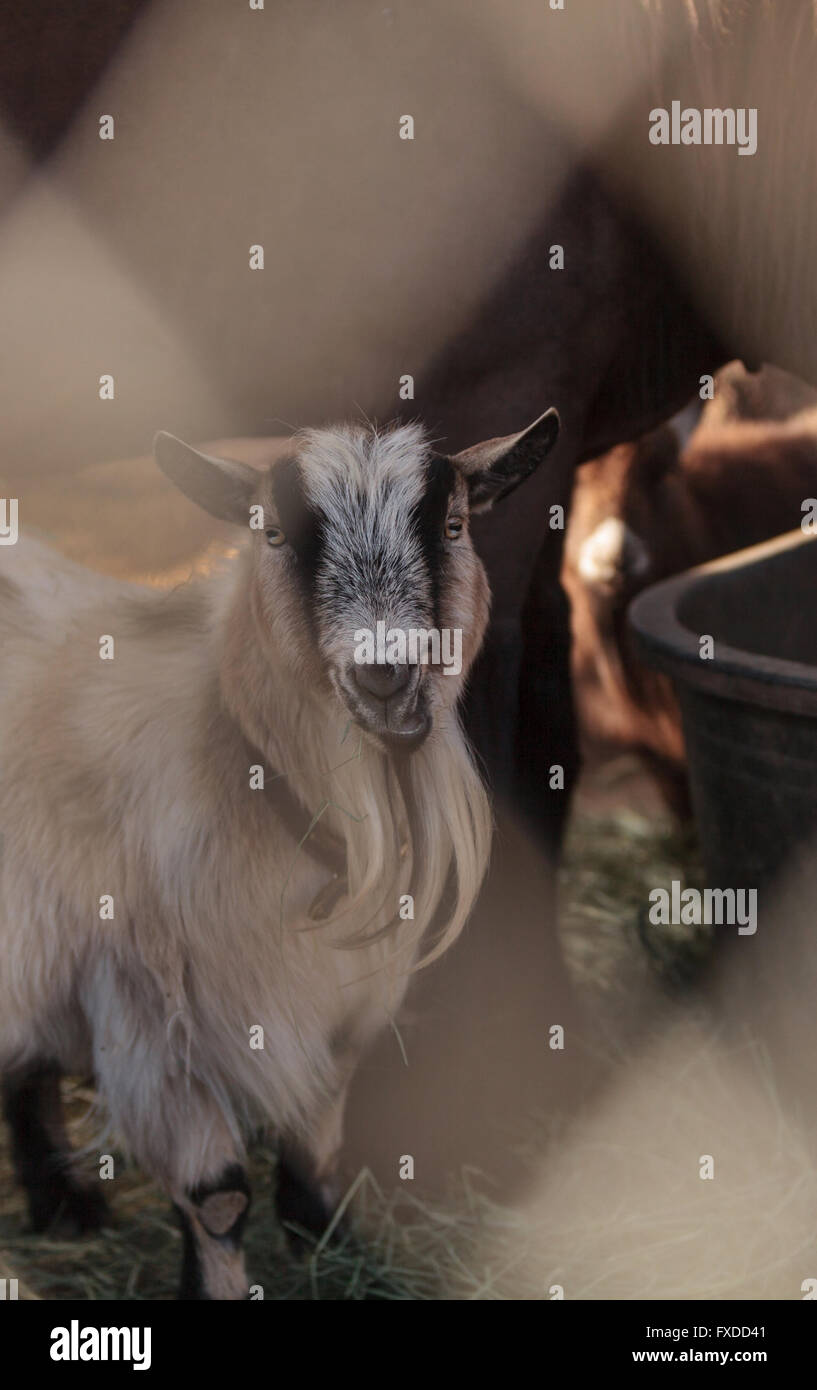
xmin=628 ymin=529 xmax=817 ymax=892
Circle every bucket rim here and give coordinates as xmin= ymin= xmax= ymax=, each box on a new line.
xmin=628 ymin=528 xmax=817 ymax=716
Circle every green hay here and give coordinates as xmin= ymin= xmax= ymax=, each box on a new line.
xmin=0 ymin=807 xmax=704 ymax=1301
xmin=559 ymin=808 xmax=710 ymax=1001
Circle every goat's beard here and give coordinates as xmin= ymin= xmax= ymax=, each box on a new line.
xmin=290 ymin=698 xmax=492 ymax=986
xmin=222 ymin=571 xmax=492 ymax=992
xmin=395 ymin=719 xmax=493 ymax=971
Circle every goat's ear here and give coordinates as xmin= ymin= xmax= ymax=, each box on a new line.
xmin=153 ymin=432 xmax=258 ymax=525
xmin=452 ymin=407 xmax=560 ymax=513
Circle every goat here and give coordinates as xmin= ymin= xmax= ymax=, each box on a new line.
xmin=0 ymin=408 xmax=559 ymax=1299
xmin=564 ymin=368 xmax=817 ymax=813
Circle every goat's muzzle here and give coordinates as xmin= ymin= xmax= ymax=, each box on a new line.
xmin=341 ymin=661 xmax=431 ymax=751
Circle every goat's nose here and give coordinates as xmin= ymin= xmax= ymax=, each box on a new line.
xmin=354 ymin=662 xmax=411 ymax=701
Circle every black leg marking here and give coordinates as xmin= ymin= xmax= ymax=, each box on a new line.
xmin=175 ymin=1205 xmax=207 ymax=1301
xmin=2 ymin=1063 xmax=109 ymax=1235
xmin=275 ymin=1149 xmax=338 ymax=1253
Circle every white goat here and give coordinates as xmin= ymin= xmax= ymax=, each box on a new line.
xmin=0 ymin=408 xmax=559 ymax=1298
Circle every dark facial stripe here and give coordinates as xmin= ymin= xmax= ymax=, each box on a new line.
xmin=271 ymin=456 xmax=325 ymax=620
xmin=412 ymin=453 xmax=455 ymax=628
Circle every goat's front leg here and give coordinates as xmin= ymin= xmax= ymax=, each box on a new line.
xmin=275 ymin=1078 xmax=351 ymax=1250
xmin=97 ymin=1048 xmax=251 ymax=1300
xmin=161 ymin=1110 xmax=252 ymax=1299
xmin=174 ymin=1161 xmax=252 ymax=1301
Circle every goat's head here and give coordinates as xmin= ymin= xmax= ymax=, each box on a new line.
xmin=154 ymin=410 xmax=559 ymax=752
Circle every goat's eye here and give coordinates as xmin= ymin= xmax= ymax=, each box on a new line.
xmin=445 ymin=516 xmax=464 ymax=540
xmin=265 ymin=526 xmax=286 ymax=547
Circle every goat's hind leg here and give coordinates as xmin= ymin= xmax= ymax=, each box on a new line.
xmin=2 ymin=1062 xmax=109 ymax=1234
